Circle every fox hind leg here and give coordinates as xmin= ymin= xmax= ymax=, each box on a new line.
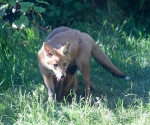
xmin=77 ymin=60 xmax=92 ymax=97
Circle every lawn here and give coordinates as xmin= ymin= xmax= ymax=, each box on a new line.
xmin=0 ymin=22 xmax=150 ymax=125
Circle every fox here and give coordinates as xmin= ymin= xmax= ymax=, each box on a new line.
xmin=38 ymin=27 xmax=78 ymax=100
xmin=38 ymin=26 xmax=129 ymax=101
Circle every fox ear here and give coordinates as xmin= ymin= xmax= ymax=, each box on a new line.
xmin=62 ymin=41 xmax=72 ymax=55
xmin=43 ymin=42 xmax=54 ymax=56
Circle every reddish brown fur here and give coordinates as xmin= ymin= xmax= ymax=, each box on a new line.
xmin=38 ymin=26 xmax=129 ymax=101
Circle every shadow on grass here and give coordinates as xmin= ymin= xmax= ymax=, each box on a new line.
xmin=75 ymin=59 xmax=150 ymax=109
xmin=73 ymin=54 xmax=150 ymax=109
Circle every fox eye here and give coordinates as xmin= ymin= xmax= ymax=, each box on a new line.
xmin=54 ymin=64 xmax=58 ymax=68
xmin=63 ymin=63 xmax=67 ymax=66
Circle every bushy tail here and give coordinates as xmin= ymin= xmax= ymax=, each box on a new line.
xmin=91 ymin=41 xmax=129 ymax=80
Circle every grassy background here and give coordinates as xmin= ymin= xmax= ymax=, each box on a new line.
xmin=0 ymin=21 xmax=150 ymax=124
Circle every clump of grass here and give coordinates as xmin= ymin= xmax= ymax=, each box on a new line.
xmin=1 ymin=86 xmax=150 ymax=125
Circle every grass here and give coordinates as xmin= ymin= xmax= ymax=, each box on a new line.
xmin=0 ymin=22 xmax=150 ymax=125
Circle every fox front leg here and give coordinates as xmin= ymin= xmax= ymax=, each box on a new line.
xmin=55 ymin=80 xmax=64 ymax=100
xmin=42 ymin=74 xmax=55 ymax=101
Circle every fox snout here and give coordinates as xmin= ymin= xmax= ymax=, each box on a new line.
xmin=60 ymin=74 xmax=65 ymax=79
xmin=55 ymin=72 xmax=66 ymax=81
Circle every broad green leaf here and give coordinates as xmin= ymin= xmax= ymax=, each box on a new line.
xmin=13 ymin=20 xmax=22 ymax=26
xmin=20 ymin=15 xmax=28 ymax=21
xmin=20 ymin=2 xmax=34 ymax=12
xmin=21 ymin=6 xmax=28 ymax=12
xmin=9 ymin=0 xmax=16 ymax=6
xmin=13 ymin=15 xmax=29 ymax=27
xmin=34 ymin=6 xmax=45 ymax=13
xmin=20 ymin=15 xmax=29 ymax=26
xmin=20 ymin=2 xmax=34 ymax=7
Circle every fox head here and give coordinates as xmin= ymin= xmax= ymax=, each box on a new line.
xmin=43 ymin=41 xmax=72 ymax=81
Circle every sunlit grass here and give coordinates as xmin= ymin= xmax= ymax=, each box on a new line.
xmin=0 ymin=23 xmax=150 ymax=124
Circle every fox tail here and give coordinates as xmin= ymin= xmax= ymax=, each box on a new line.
xmin=91 ymin=41 xmax=129 ymax=80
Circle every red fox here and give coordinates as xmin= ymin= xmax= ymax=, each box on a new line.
xmin=38 ymin=26 xmax=129 ymax=101
xmin=38 ymin=27 xmax=78 ymax=100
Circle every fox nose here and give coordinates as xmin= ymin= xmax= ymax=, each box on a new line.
xmin=61 ymin=74 xmax=65 ymax=79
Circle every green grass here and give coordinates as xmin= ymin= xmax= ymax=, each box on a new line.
xmin=0 ymin=22 xmax=150 ymax=125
